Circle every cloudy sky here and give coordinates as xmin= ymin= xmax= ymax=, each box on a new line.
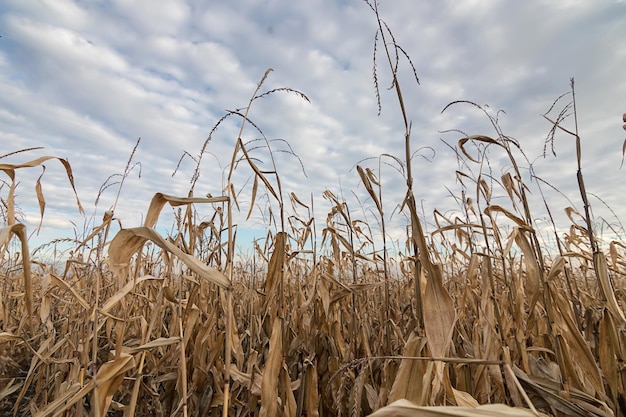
xmin=1 ymin=0 xmax=625 ymax=257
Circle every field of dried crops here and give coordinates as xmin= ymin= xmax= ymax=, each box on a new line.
xmin=2 ymin=4 xmax=626 ymax=416
xmin=2 ymin=106 xmax=626 ymax=417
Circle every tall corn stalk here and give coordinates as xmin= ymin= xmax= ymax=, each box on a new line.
xmin=365 ymin=0 xmax=458 ymax=344
xmin=223 ymin=69 xmax=309 ymax=415
xmin=542 ymin=79 xmax=625 ymax=324
xmin=365 ymin=0 xmax=425 ymax=335
xmin=367 ymin=0 xmax=457 ymax=404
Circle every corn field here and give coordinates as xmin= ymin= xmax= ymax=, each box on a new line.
xmin=2 ymin=3 xmax=626 ymax=417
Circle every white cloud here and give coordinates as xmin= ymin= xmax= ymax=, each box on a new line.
xmin=110 ymin=0 xmax=190 ymax=35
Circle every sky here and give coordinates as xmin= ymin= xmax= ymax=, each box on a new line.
xmin=1 ymin=0 xmax=625 ymax=260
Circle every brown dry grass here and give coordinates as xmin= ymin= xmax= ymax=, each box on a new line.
xmin=2 ymin=4 xmax=626 ymax=417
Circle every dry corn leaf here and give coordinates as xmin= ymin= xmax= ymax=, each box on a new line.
xmin=513 ymin=365 xmax=611 ymax=417
xmin=290 ymin=191 xmax=309 ymax=209
xmin=247 ymin=174 xmax=259 ymax=220
xmin=564 ymin=207 xmax=586 ymax=226
xmin=230 ymin=364 xmax=263 ymax=396
xmin=263 ymin=232 xmax=285 ymax=313
xmin=73 ymin=210 xmax=114 ymax=252
xmin=549 ymin=280 xmax=605 ymax=396
xmin=501 ymin=172 xmax=521 ymax=211
xmin=49 ymin=273 xmax=90 ymax=310
xmin=502 ymin=349 xmax=532 ymax=410
xmin=555 ymin=334 xmax=590 ymax=394
xmin=594 ymin=251 xmax=626 ymax=323
xmin=369 ymin=399 xmax=543 ymax=416
xmin=281 ymin=364 xmax=297 ymax=417
xmin=351 ymin=366 xmax=368 ymax=417
xmin=319 ymin=270 xmax=331 ymax=317
xmin=329 ymin=320 xmax=346 ymax=360
xmin=39 ymin=292 xmax=51 ymax=329
xmin=32 ymin=381 xmax=94 ymax=417
xmin=422 ymin=264 xmax=456 ymax=402
xmin=514 ymin=228 xmax=541 ymax=310
xmin=234 ymin=137 xmax=280 ymax=203
xmin=94 ymin=353 xmax=136 ymax=416
xmin=484 ymin=205 xmax=531 ymax=230
xmin=108 ymin=227 xmax=230 ymax=289
xmin=477 ymin=178 xmax=491 ymax=202
xmin=304 ymin=361 xmax=320 ymax=417
xmin=423 ymin=267 xmax=455 ymax=357
xmin=144 ymin=192 xmax=228 ymax=228
xmin=121 ymin=337 xmax=182 ymax=354
xmin=229 ymin=311 xmax=246 ymax=368
xmin=357 ymin=165 xmax=383 ymax=215
xmin=99 ymin=274 xmax=162 ymax=314
xmin=0 ymin=155 xmax=84 ymax=225
xmin=388 ymin=332 xmax=429 ymax=405
xmin=451 ymin=388 xmax=479 ymax=408
xmin=0 ymin=379 xmax=22 ymax=402
xmin=259 ymin=317 xmax=282 ymax=417
xmin=457 ymin=136 xmax=501 ymax=163
xmin=0 ymin=332 xmax=22 ymax=342
xmin=598 ymin=309 xmax=619 ymax=405
xmin=34 ymin=167 xmax=46 ymax=233
xmin=609 ymin=241 xmax=618 ymax=270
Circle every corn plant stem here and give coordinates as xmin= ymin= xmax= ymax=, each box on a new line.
xmin=570 ymin=81 xmax=606 ymax=308
xmin=376 ymin=159 xmax=392 ymax=356
xmin=372 ymin=0 xmax=424 ymax=334
xmin=178 ymin=314 xmax=189 ymax=417
xmin=345 ymin=206 xmax=359 ymax=360
xmin=222 ymin=198 xmax=233 ymax=417
xmin=20 ymin=232 xmax=34 ymax=335
xmin=414 ymin=258 xmax=422 ymax=325
xmin=570 ymin=81 xmax=594 ymax=248
xmin=91 ymin=219 xmax=111 ymax=417
xmin=279 ymin=193 xmax=286 ymax=328
xmin=310 ymin=193 xmax=317 ymax=265
xmin=185 ymin=196 xmax=194 ymax=258
xmin=382 ymin=234 xmax=390 ymax=354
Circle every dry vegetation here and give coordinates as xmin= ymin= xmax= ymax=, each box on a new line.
xmin=2 ymin=3 xmax=626 ymax=417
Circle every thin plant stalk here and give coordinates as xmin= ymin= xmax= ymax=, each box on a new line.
xmin=222 ymin=197 xmax=233 ymax=417
xmin=370 ymin=0 xmax=424 ymax=332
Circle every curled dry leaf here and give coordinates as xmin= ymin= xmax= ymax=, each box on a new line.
xmin=108 ymin=227 xmax=230 ymax=289
xmin=94 ymin=353 xmax=136 ymax=415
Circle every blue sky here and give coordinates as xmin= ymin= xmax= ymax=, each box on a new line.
xmin=1 ymin=0 xmax=625 ymax=257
